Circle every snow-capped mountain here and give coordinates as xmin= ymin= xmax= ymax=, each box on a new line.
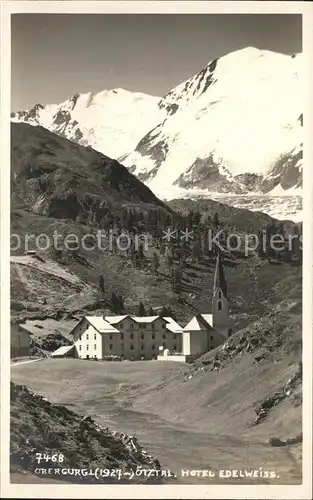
xmin=11 ymin=88 xmax=165 ymax=160
xmin=123 ymin=47 xmax=303 ymax=217
xmin=11 ymin=47 xmax=303 ymax=221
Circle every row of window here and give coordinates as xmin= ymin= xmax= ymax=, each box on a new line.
xmin=85 ymin=322 xmax=167 ymax=330
xmin=78 ymin=342 xmax=177 ymax=352
xmin=137 ymin=323 xmax=166 ymax=330
xmin=82 ymin=333 xmax=97 ymax=340
xmin=79 ymin=344 xmax=98 ymax=351
xmin=81 ymin=332 xmax=175 ymax=341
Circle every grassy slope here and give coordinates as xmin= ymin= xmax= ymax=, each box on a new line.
xmin=131 ymin=301 xmax=302 ymax=439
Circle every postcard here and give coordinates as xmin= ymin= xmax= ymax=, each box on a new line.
xmin=1 ymin=1 xmax=312 ymax=498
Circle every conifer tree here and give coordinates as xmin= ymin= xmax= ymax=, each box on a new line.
xmin=160 ymin=306 xmax=170 ymax=317
xmin=118 ymin=295 xmax=124 ymax=311
xmin=213 ymin=212 xmax=220 ymax=228
xmin=99 ymin=275 xmax=105 ymax=294
xmin=111 ymin=292 xmax=119 ymax=310
xmin=138 ymin=301 xmax=146 ymax=316
xmin=164 ymin=247 xmax=173 ymax=273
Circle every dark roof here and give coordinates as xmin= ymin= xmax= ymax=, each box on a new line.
xmin=213 ymin=252 xmax=228 ymax=299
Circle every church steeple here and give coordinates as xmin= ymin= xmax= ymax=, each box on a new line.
xmin=212 ymin=250 xmax=230 ymax=338
xmin=213 ymin=250 xmax=227 ymax=299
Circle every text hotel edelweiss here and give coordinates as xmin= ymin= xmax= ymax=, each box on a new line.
xmin=33 ymin=452 xmax=280 ymax=481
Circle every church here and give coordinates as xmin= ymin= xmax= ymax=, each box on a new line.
xmin=179 ymin=251 xmax=232 ymax=361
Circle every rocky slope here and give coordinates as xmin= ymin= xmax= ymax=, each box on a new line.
xmin=11 ymin=122 xmax=171 ymax=223
xmin=11 ymin=382 xmax=165 ymax=483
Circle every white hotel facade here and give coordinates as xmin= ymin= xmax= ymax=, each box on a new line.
xmin=69 ymin=315 xmax=183 ymax=361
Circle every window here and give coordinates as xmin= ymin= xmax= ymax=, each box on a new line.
xmin=152 ymin=324 xmax=155 ymax=330
xmin=79 ymin=345 xmax=82 ymax=351
xmin=152 ymin=344 xmax=155 ymax=350
xmin=173 ymin=344 xmax=177 ymax=351
xmin=130 ymin=333 xmax=134 ymax=339
xmin=130 ymin=323 xmax=133 ymax=329
xmin=130 ymin=344 xmax=134 ymax=350
xmin=210 ymin=335 xmax=214 ymax=341
xmin=109 ymin=333 xmax=113 ymax=339
xmin=86 ymin=344 xmax=89 ymax=351
xmin=143 ymin=324 xmax=146 ymax=329
xmin=141 ymin=344 xmax=144 ymax=351
xmin=86 ymin=333 xmax=89 ymax=340
xmin=162 ymin=334 xmax=166 ymax=339
xmin=121 ymin=333 xmax=124 ymax=339
xmin=141 ymin=333 xmax=144 ymax=339
xmin=218 ymin=301 xmax=222 ymax=311
xmin=94 ymin=344 xmax=97 ymax=350
xmin=218 ymin=291 xmax=222 ymax=299
xmin=162 ymin=324 xmax=166 ymax=329
xmin=94 ymin=333 xmax=97 ymax=340
xmin=79 ymin=334 xmax=82 ymax=341
xmin=17 ymin=334 xmax=21 ymax=347
xmin=109 ymin=344 xmax=113 ymax=350
xmin=152 ymin=332 xmax=155 ymax=339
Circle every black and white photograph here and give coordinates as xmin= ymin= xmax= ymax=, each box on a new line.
xmin=1 ymin=1 xmax=312 ymax=498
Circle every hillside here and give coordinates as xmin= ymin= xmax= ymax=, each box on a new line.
xmin=11 ymin=122 xmax=171 ymax=221
xmin=168 ymin=198 xmax=287 ymax=232
xmin=10 ymin=382 xmax=166 ymax=484
xmin=11 ymin=207 xmax=302 ymax=332
xmin=132 ymin=300 xmax=302 ymax=440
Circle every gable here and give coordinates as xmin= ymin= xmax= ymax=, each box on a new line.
xmin=70 ymin=317 xmax=88 ymax=340
xmin=11 ymin=323 xmax=31 ymax=338
xmin=153 ymin=317 xmax=167 ymax=328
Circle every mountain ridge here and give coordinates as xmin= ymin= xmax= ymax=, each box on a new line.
xmin=11 ymin=88 xmax=165 ymax=160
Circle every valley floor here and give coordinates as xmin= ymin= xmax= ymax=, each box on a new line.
xmin=11 ymin=358 xmax=302 ymax=485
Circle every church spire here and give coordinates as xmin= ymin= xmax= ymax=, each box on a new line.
xmin=213 ymin=250 xmax=227 ymax=299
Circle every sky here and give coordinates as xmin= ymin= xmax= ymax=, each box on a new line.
xmin=11 ymin=14 xmax=302 ymax=111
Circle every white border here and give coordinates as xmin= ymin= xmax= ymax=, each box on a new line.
xmin=1 ymin=2 xmax=312 ymax=499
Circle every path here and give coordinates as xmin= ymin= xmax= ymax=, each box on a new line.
xmin=11 ymin=358 xmax=43 ymax=367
